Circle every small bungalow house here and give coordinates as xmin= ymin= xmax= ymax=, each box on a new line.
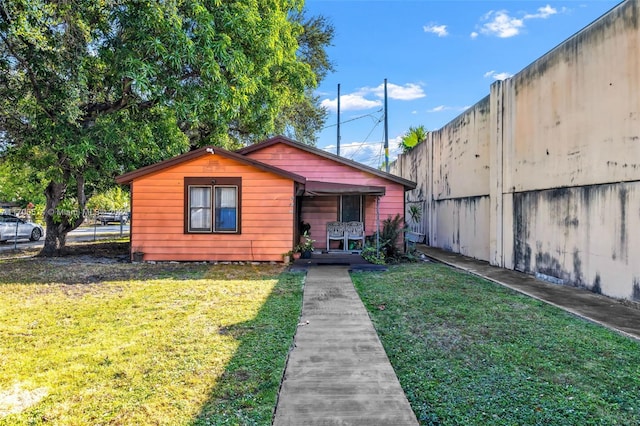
xmin=116 ymin=136 xmax=416 ymax=262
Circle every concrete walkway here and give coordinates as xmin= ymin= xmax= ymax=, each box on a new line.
xmin=417 ymin=245 xmax=640 ymax=342
xmin=273 ymin=265 xmax=418 ymax=426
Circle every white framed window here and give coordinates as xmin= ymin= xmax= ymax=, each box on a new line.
xmin=189 ymin=185 xmax=213 ymax=232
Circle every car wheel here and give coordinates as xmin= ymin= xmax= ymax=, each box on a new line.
xmin=30 ymin=228 xmax=42 ymax=241
xmin=102 ymin=220 xmax=108 ymax=226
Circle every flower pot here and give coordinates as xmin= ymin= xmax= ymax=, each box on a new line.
xmin=301 ymin=250 xmax=312 ymax=259
xmin=133 ymin=251 xmax=144 ymax=262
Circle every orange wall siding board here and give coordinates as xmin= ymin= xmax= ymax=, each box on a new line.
xmin=130 ymin=153 xmax=295 ymax=262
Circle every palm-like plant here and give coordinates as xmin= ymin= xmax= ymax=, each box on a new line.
xmin=401 ymin=125 xmax=428 ymax=153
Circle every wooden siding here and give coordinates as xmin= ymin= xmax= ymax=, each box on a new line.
xmin=247 ymin=143 xmax=406 ymax=248
xmin=130 ymin=154 xmax=296 ymax=262
xmin=300 ymin=196 xmax=338 ymax=249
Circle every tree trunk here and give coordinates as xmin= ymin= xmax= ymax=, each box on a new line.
xmin=40 ymin=180 xmax=67 ymax=257
xmin=40 ymin=175 xmax=88 ymax=257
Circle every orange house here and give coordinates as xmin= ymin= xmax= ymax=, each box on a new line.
xmin=116 ymin=136 xmax=416 ymax=262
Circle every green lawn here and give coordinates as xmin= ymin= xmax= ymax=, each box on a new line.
xmin=4 ymin=247 xmax=639 ymax=426
xmin=352 ymin=263 xmax=640 ymax=426
xmin=0 ymin=253 xmax=303 ymax=425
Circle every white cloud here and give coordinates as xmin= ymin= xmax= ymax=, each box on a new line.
xmin=322 ymin=141 xmax=381 ymax=167
xmin=321 ymin=94 xmax=382 ymax=112
xmin=524 ymin=5 xmax=558 ymax=19
xmin=321 ymin=82 xmax=425 ymax=112
xmin=470 ymin=31 xmax=479 ymax=39
xmin=366 ymin=82 xmax=426 ymax=101
xmin=388 ymin=135 xmax=404 ymax=162
xmin=427 ymin=105 xmax=470 ymax=113
xmin=480 ymin=10 xmax=523 ymax=38
xmin=322 ymin=136 xmax=404 ymax=169
xmin=494 ymin=72 xmax=513 ymax=80
xmin=484 ymin=70 xmax=512 ymax=80
xmin=423 ymin=23 xmax=448 ymax=37
xmin=478 ymin=4 xmax=562 ymax=38
xmin=484 ymin=70 xmax=513 ymax=80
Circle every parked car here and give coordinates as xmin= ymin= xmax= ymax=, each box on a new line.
xmin=0 ymin=214 xmax=44 ymax=242
xmin=95 ymin=211 xmax=129 ymax=226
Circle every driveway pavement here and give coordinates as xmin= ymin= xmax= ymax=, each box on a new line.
xmin=0 ymin=225 xmax=129 ymax=252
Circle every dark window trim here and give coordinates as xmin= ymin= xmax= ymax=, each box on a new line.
xmin=184 ymin=177 xmax=242 ymax=234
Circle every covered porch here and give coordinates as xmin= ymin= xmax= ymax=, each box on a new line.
xmin=295 ymin=180 xmax=386 ymax=254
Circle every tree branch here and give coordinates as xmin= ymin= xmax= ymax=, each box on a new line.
xmin=0 ymin=32 xmax=56 ymax=120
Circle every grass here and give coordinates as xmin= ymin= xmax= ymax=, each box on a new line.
xmin=352 ymin=263 xmax=640 ymax=426
xmin=0 ymin=243 xmax=304 ymax=425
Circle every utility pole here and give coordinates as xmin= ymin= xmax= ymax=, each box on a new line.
xmin=384 ymin=78 xmax=389 ymax=172
xmin=337 ymin=83 xmax=341 ymax=157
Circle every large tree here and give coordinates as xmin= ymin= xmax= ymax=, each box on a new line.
xmin=0 ymin=0 xmax=316 ymax=255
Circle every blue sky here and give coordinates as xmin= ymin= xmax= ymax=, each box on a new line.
xmin=304 ymin=0 xmax=621 ymax=168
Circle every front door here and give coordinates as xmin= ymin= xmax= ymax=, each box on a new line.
xmin=340 ymin=195 xmax=362 ymax=222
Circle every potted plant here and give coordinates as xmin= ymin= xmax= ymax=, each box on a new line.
xmin=282 ymin=249 xmax=299 ymax=264
xmin=297 ymin=231 xmax=315 ymax=259
xmin=132 ymin=249 xmax=145 ymax=262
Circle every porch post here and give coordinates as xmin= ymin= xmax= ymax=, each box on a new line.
xmin=376 ymin=195 xmax=380 ymax=252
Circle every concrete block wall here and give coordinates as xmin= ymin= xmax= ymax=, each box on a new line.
xmin=392 ymin=0 xmax=640 ymax=302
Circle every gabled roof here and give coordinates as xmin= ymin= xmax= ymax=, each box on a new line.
xmin=236 ymin=135 xmax=417 ymax=190
xmin=115 ymin=145 xmax=306 ymax=184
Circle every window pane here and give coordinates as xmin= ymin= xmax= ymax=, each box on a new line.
xmin=190 ymin=187 xmax=210 ymax=208
xmin=341 ymin=195 xmax=361 ymax=222
xmin=215 ymin=186 xmax=237 ymax=231
xmin=189 ymin=186 xmax=212 ymax=231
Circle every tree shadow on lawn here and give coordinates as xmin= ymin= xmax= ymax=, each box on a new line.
xmin=191 ymin=270 xmax=304 ymax=425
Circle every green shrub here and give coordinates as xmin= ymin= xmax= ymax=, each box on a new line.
xmin=361 ymin=245 xmax=386 ymax=264
xmin=380 ymin=214 xmax=405 ymax=262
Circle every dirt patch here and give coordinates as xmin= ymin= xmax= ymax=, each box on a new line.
xmin=0 ymin=241 xmax=287 ymax=287
xmin=0 ymin=241 xmax=201 ymax=286
xmin=0 ymin=241 xmax=130 ymax=262
xmin=40 ymin=241 xmax=130 ymax=260
xmin=0 ymin=383 xmax=48 ymax=417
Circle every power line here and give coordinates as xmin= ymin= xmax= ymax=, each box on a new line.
xmin=321 ymin=109 xmax=383 ymax=130
xmin=344 ymin=113 xmax=384 ymax=162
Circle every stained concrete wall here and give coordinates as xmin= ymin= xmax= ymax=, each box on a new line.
xmin=507 ymin=1 xmax=640 ymax=192
xmin=394 ymin=98 xmax=491 ymax=259
xmin=392 ymin=0 xmax=640 ymax=302
xmin=511 ymin=182 xmax=640 ymax=300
